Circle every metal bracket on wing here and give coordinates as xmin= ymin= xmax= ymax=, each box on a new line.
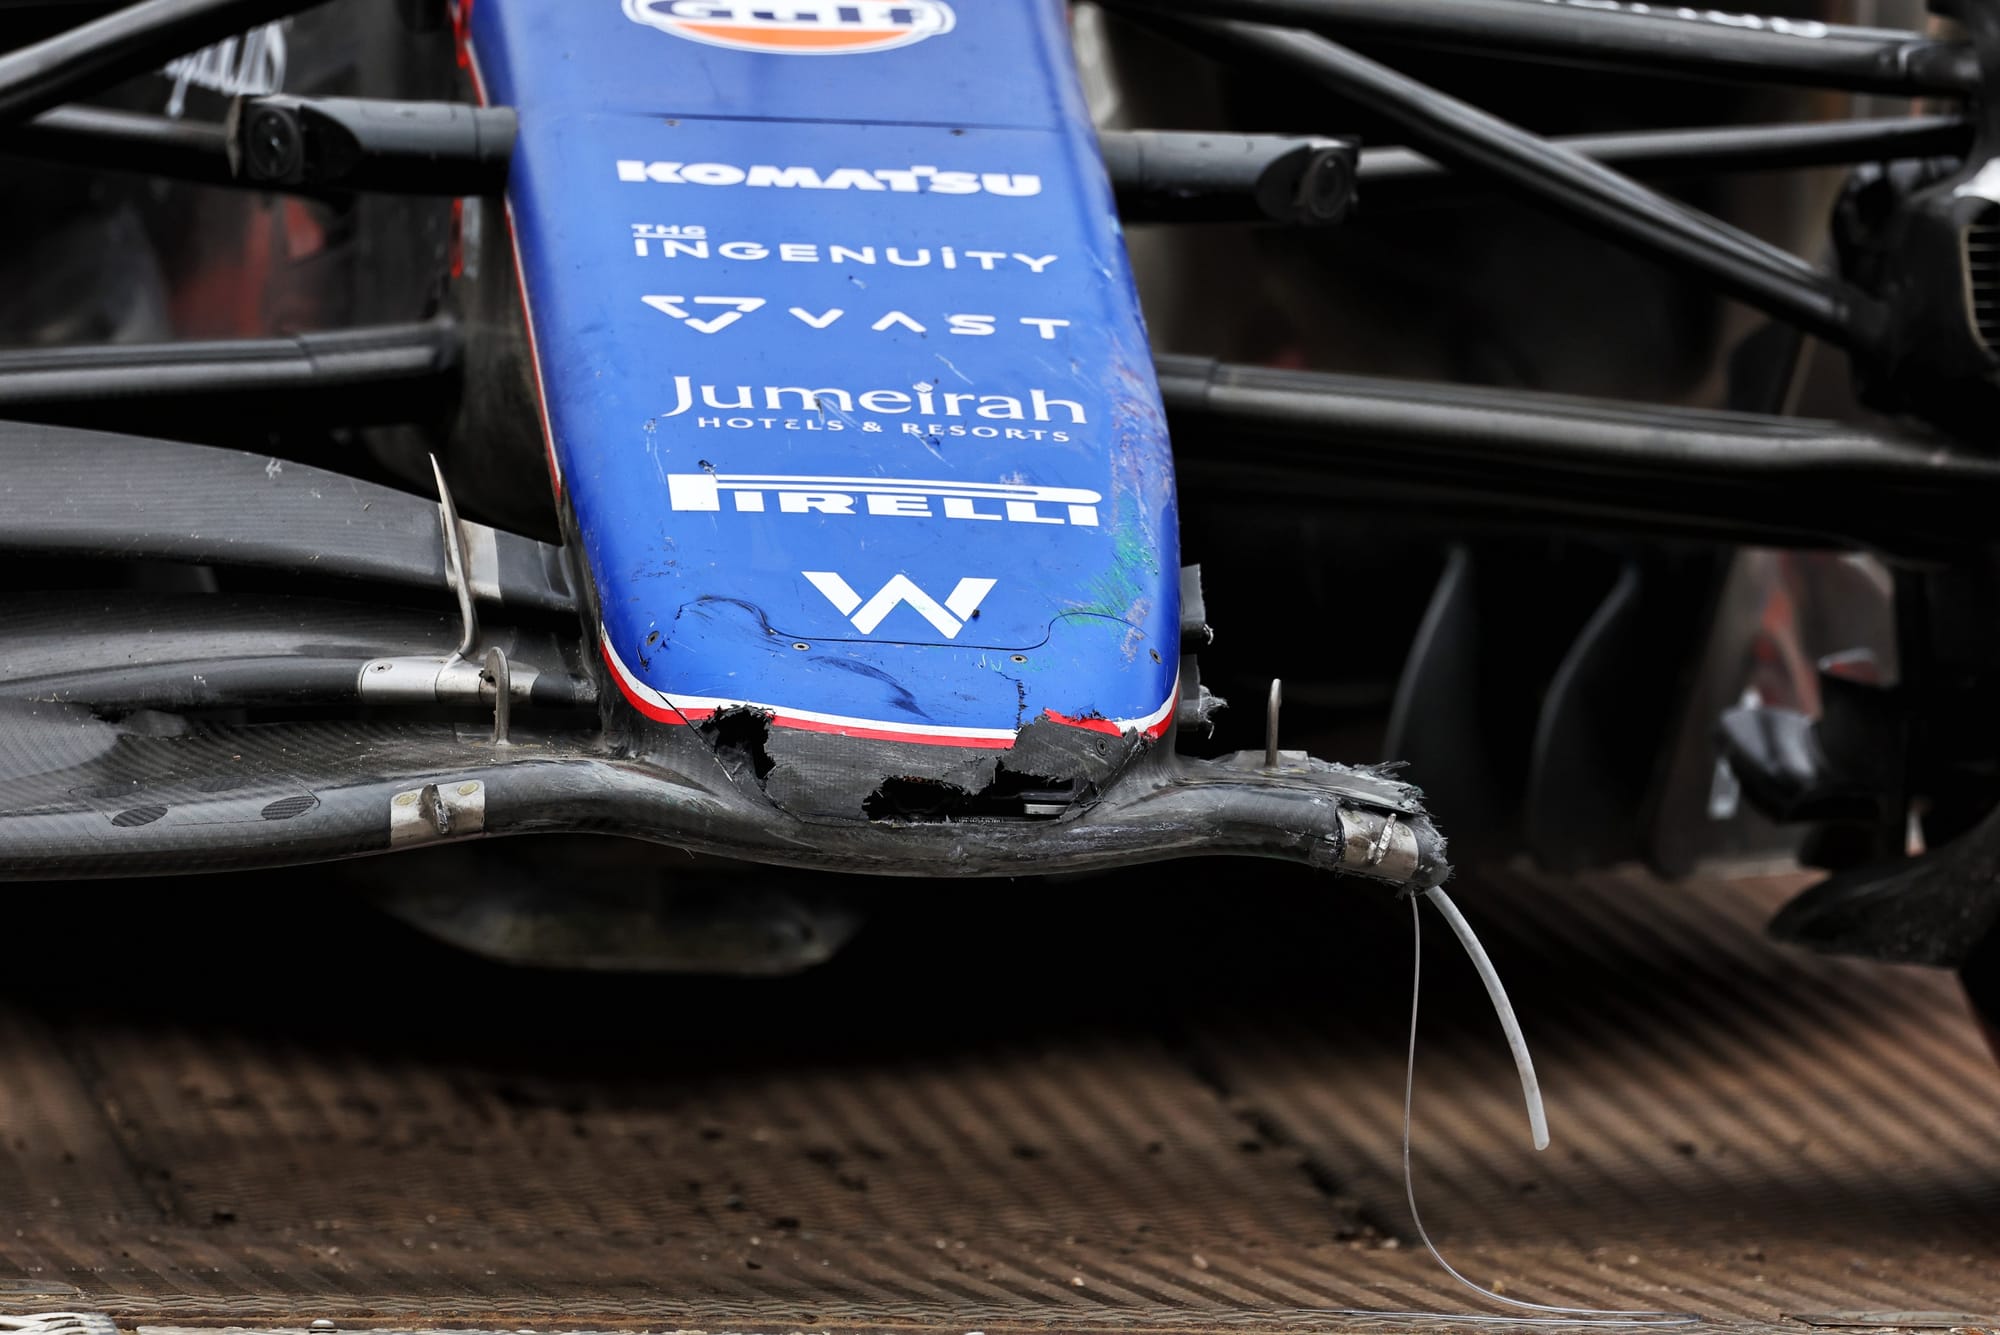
xmin=435 ymin=452 xmax=479 ymax=661
xmin=356 ymin=458 xmax=540 ymax=740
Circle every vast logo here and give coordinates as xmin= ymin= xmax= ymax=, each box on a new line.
xmin=803 ymin=571 xmax=994 ymax=638
xmin=622 ymin=0 xmax=955 ymax=54
xmin=643 ymin=293 xmax=1071 ymax=341
xmin=641 ymin=294 xmax=765 ymax=333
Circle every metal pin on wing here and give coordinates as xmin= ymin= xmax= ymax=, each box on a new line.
xmin=484 ymin=645 xmax=512 ymax=746
xmin=431 ymin=453 xmax=478 ymax=661
xmin=1265 ymin=678 xmax=1282 ymax=769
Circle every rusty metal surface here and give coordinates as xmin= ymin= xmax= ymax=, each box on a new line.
xmin=0 ymin=860 xmax=1995 ymax=1330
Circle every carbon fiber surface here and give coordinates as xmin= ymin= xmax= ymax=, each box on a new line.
xmin=0 ymin=862 xmax=1993 ymax=1330
xmin=0 ymin=425 xmax=572 ymax=616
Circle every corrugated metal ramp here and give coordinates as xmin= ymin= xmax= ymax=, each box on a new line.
xmin=0 ymin=859 xmax=1993 ymax=1331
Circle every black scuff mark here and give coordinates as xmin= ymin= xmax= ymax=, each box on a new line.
xmin=805 ymin=655 xmax=927 ymax=718
xmin=684 ymin=596 xmax=781 ymax=637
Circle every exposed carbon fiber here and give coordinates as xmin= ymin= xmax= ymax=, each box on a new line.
xmin=0 ymin=424 xmax=572 ymax=615
xmin=0 ymin=865 xmax=1989 ymax=1326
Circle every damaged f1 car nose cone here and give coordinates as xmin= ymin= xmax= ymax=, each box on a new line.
xmin=0 ymin=0 xmax=1445 ymax=894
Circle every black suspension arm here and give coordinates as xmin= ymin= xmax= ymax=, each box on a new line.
xmin=1102 ymin=118 xmax=1970 ymax=223
xmin=0 ymin=103 xmax=235 ymax=182
xmin=7 ymin=103 xmax=1958 ymax=208
xmin=1156 ymin=354 xmax=2000 ymax=557
xmin=0 ymin=319 xmax=460 ymax=429
xmin=1121 ymin=0 xmax=1978 ymax=96
xmin=0 ymin=0 xmax=336 ymax=126
xmin=1360 ymin=116 xmax=1971 ymax=196
xmin=1129 ymin=16 xmax=1890 ymax=355
xmin=230 ymin=95 xmax=515 ymax=194
xmin=0 ymin=96 xmax=515 ymax=194
xmin=1098 ymin=129 xmax=1356 ymax=224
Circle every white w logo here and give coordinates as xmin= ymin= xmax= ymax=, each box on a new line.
xmin=803 ymin=571 xmax=996 ymax=639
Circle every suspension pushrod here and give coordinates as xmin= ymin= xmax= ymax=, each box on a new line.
xmin=1120 ymin=0 xmax=1977 ymax=96
xmin=1360 ymin=115 xmax=1971 ymax=193
xmin=0 ymin=0 xmax=334 ymax=126
xmin=1135 ymin=16 xmax=1889 ymax=355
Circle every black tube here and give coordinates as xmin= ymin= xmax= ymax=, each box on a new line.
xmin=1134 ymin=17 xmax=1888 ymax=355
xmin=0 ymin=319 xmax=460 ymax=425
xmin=6 ymin=657 xmax=598 ymax=712
xmin=1098 ymin=129 xmax=1356 ymax=224
xmin=1116 ymin=0 xmax=1977 ymax=96
xmin=229 ymin=96 xmax=516 ymax=195
xmin=0 ymin=104 xmax=234 ymax=182
xmin=0 ymin=0 xmax=335 ymax=127
xmin=14 ymin=656 xmax=378 ymax=711
xmin=1360 ymin=115 xmax=1972 ymax=194
xmin=2 ymin=98 xmax=518 ymax=196
xmin=1155 ymin=353 xmax=2000 ymax=556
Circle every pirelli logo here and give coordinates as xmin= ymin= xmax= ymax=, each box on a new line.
xmin=666 ymin=473 xmax=1101 ymax=526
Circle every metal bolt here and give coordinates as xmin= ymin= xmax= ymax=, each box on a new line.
xmin=1295 ymin=150 xmax=1354 ymax=225
xmin=245 ymin=107 xmax=303 ymax=181
xmin=457 ymin=782 xmax=478 ymax=797
xmin=393 ymin=792 xmax=418 ymax=807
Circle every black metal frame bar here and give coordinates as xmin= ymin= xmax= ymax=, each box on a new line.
xmin=1159 ymin=356 xmax=2000 ymax=557
xmin=0 ymin=103 xmax=234 ymax=181
xmin=0 ymin=97 xmax=514 ymax=194
xmin=1123 ymin=15 xmax=1891 ymax=355
xmin=0 ymin=0 xmax=335 ymax=125
xmin=10 ymin=104 xmax=1965 ymax=210
xmin=1126 ymin=0 xmax=1978 ymax=95
xmin=1358 ymin=115 xmax=1970 ymax=194
xmin=0 ymin=319 xmax=460 ymax=421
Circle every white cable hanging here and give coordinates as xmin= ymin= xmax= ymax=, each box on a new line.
xmin=1379 ymin=886 xmax=1695 ymax=1326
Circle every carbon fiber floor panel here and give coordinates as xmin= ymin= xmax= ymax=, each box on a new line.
xmin=0 ymin=860 xmax=1993 ymax=1330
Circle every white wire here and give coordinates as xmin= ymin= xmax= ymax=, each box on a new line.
xmin=1424 ymin=885 xmax=1549 ymax=1152
xmin=1396 ymin=889 xmax=1696 ymax=1326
